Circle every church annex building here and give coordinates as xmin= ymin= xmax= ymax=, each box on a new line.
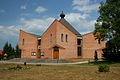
xmin=18 ymin=13 xmax=105 ymax=59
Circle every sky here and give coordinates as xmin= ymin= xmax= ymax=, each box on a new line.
xmin=0 ymin=0 xmax=104 ymax=50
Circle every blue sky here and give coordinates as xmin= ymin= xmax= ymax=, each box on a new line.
xmin=0 ymin=0 xmax=104 ymax=49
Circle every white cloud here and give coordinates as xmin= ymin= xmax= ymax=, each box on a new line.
xmin=0 ymin=17 xmax=55 ymax=39
xmin=20 ymin=17 xmax=55 ymax=33
xmin=73 ymin=0 xmax=89 ymax=5
xmin=65 ymin=13 xmax=89 ymax=20
xmin=0 ymin=25 xmax=21 ymax=39
xmin=35 ymin=6 xmax=47 ymax=13
xmin=72 ymin=0 xmax=100 ymax=13
xmin=65 ymin=13 xmax=95 ymax=34
xmin=20 ymin=5 xmax=27 ymax=10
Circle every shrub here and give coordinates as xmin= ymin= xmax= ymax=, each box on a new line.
xmin=8 ymin=65 xmax=22 ymax=70
xmin=16 ymin=65 xmax=22 ymax=69
xmin=98 ymin=64 xmax=110 ymax=72
xmin=7 ymin=65 xmax=30 ymax=70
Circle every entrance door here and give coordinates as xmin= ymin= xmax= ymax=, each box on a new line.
xmin=37 ymin=49 xmax=41 ymax=58
xmin=53 ymin=46 xmax=59 ymax=59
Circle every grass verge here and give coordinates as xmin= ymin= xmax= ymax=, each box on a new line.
xmin=0 ymin=63 xmax=120 ymax=80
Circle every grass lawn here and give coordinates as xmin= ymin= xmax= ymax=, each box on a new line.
xmin=78 ymin=61 xmax=120 ymax=67
xmin=0 ymin=63 xmax=120 ymax=80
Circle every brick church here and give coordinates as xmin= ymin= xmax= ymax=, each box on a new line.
xmin=18 ymin=12 xmax=105 ymax=59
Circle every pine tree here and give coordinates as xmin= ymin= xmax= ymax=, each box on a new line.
xmin=3 ymin=42 xmax=9 ymax=55
xmin=7 ymin=43 xmax=13 ymax=59
xmin=15 ymin=45 xmax=21 ymax=58
xmin=3 ymin=42 xmax=15 ymax=59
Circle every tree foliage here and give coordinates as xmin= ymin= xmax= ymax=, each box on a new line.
xmin=3 ymin=42 xmax=21 ymax=59
xmin=94 ymin=0 xmax=120 ymax=61
xmin=15 ymin=45 xmax=21 ymax=58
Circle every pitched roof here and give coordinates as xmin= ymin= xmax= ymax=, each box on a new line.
xmin=59 ymin=18 xmax=81 ymax=37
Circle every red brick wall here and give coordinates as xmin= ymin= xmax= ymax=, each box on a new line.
xmin=40 ymin=20 xmax=58 ymax=59
xmin=82 ymin=32 xmax=106 ymax=59
xmin=56 ymin=21 xmax=77 ymax=59
xmin=18 ymin=30 xmax=38 ymax=58
xmin=41 ymin=20 xmax=78 ymax=59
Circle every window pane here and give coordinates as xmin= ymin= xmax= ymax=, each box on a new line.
xmin=50 ymin=34 xmax=52 ymax=42
xmin=22 ymin=39 xmax=24 ymax=45
xmin=78 ymin=47 xmax=81 ymax=56
xmin=61 ymin=34 xmax=63 ymax=42
xmin=38 ymin=40 xmax=41 ymax=45
xmin=77 ymin=39 xmax=81 ymax=45
xmin=66 ymin=34 xmax=68 ymax=42
xmin=31 ymin=52 xmax=36 ymax=56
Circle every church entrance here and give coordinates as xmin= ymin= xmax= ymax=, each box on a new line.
xmin=53 ymin=46 xmax=59 ymax=59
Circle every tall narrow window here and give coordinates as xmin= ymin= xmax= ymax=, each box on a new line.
xmin=50 ymin=34 xmax=52 ymax=42
xmin=61 ymin=34 xmax=63 ymax=42
xmin=22 ymin=39 xmax=24 ymax=45
xmin=66 ymin=34 xmax=68 ymax=42
xmin=78 ymin=47 xmax=81 ymax=56
xmin=77 ymin=39 xmax=81 ymax=45
xmin=38 ymin=39 xmax=41 ymax=45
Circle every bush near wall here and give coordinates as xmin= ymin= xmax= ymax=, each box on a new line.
xmin=98 ymin=64 xmax=110 ymax=72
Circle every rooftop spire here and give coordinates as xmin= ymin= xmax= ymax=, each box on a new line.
xmin=60 ymin=11 xmax=65 ymax=18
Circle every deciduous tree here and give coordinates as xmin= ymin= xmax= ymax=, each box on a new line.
xmin=94 ymin=0 xmax=120 ymax=61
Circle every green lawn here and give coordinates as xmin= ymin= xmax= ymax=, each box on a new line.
xmin=0 ymin=63 xmax=120 ymax=80
xmin=77 ymin=61 xmax=120 ymax=67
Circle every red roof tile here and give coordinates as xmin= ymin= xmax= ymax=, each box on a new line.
xmin=0 ymin=50 xmax=3 ymax=55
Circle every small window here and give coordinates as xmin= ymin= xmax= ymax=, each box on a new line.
xmin=31 ymin=52 xmax=36 ymax=56
xmin=77 ymin=39 xmax=81 ymax=45
xmin=66 ymin=34 xmax=68 ymax=42
xmin=78 ymin=47 xmax=81 ymax=56
xmin=22 ymin=39 xmax=24 ymax=45
xmin=61 ymin=34 xmax=63 ymax=42
xmin=40 ymin=52 xmax=44 ymax=56
xmin=38 ymin=40 xmax=41 ymax=45
xmin=50 ymin=34 xmax=52 ymax=42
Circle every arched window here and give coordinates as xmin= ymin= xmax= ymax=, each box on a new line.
xmin=22 ymin=39 xmax=24 ymax=45
xmin=50 ymin=34 xmax=52 ymax=42
xmin=61 ymin=34 xmax=63 ymax=42
xmin=66 ymin=34 xmax=68 ymax=42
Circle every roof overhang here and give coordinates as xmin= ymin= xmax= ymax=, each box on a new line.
xmin=49 ymin=44 xmax=65 ymax=49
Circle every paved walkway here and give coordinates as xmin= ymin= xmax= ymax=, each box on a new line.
xmin=0 ymin=60 xmax=89 ymax=65
xmin=0 ymin=61 xmax=120 ymax=69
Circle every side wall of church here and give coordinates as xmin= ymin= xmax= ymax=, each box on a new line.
xmin=82 ymin=32 xmax=106 ymax=59
xmin=18 ymin=30 xmax=38 ymax=58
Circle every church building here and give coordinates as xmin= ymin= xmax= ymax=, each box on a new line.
xmin=18 ymin=12 xmax=105 ymax=59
